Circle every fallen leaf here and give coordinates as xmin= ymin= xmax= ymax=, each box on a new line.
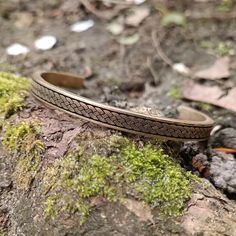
xmin=192 ymin=154 xmax=210 ymax=178
xmin=123 ymin=198 xmax=153 ymax=222
xmin=125 ymin=6 xmax=150 ymax=27
xmin=118 ymin=34 xmax=139 ymax=45
xmin=212 ymin=147 xmax=236 ymax=154
xmin=194 ymin=57 xmax=230 ymax=80
xmin=182 ymin=80 xmax=236 ymax=112
xmin=161 ymin=12 xmax=186 ymax=27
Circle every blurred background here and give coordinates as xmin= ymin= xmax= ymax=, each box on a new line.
xmin=0 ymin=0 xmax=236 ymax=113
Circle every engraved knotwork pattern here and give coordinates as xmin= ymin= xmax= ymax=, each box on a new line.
xmin=31 ymin=81 xmax=212 ymax=140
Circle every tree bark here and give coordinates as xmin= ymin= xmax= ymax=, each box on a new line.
xmin=1 ymin=96 xmax=236 ymax=236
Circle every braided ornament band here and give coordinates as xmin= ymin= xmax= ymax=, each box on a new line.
xmin=31 ymin=72 xmax=214 ymax=141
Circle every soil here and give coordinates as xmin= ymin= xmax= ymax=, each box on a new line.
xmin=1 ymin=0 xmax=236 ymax=235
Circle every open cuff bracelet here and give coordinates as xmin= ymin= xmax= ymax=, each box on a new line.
xmin=31 ymin=72 xmax=214 ymax=141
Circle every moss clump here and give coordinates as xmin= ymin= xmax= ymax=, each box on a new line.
xmin=168 ymin=86 xmax=182 ymax=99
xmin=43 ymin=152 xmax=123 ymax=224
xmin=0 ymin=228 xmax=6 ymax=236
xmin=198 ymin=102 xmax=213 ymax=112
xmin=199 ymin=40 xmax=232 ymax=57
xmin=2 ymin=121 xmax=44 ymax=189
xmin=218 ymin=0 xmax=233 ymax=12
xmin=216 ymin=41 xmax=232 ymax=56
xmin=122 ymin=142 xmax=193 ymax=216
xmin=0 ymin=72 xmax=29 ymax=118
xmin=43 ymin=136 xmax=195 ymax=224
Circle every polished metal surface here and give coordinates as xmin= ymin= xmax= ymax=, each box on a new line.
xmin=31 ymin=72 xmax=214 ymax=141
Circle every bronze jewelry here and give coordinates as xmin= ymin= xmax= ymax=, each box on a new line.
xmin=31 ymin=72 xmax=214 ymax=141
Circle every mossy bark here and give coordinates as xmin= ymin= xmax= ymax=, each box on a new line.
xmin=0 ymin=73 xmax=236 ymax=236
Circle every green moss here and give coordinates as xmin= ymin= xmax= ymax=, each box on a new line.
xmin=0 ymin=72 xmax=30 ymax=118
xmin=0 ymin=228 xmax=6 ymax=236
xmin=43 ymin=136 xmax=195 ymax=223
xmin=216 ymin=41 xmax=232 ymax=56
xmin=218 ymin=0 xmax=233 ymax=12
xmin=2 ymin=121 xmax=44 ymax=189
xmin=199 ymin=40 xmax=232 ymax=56
xmin=161 ymin=12 xmax=186 ymax=27
xmin=2 ymin=121 xmax=43 ymax=153
xmin=168 ymin=86 xmax=182 ymax=99
xmin=122 ymin=143 xmax=193 ymax=216
xmin=198 ymin=102 xmax=214 ymax=112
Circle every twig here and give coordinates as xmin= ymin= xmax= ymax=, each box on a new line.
xmin=146 ymin=57 xmax=160 ymax=85
xmin=185 ymin=11 xmax=236 ymax=20
xmin=99 ymin=0 xmax=134 ymax=5
xmin=80 ymin=0 xmax=126 ymax=20
xmin=80 ymin=0 xmax=109 ymax=19
xmin=151 ymin=30 xmax=173 ymax=67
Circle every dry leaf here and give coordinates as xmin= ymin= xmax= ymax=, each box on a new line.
xmin=125 ymin=6 xmax=150 ymax=27
xmin=123 ymin=198 xmax=153 ymax=222
xmin=182 ymin=80 xmax=236 ymax=112
xmin=212 ymin=147 xmax=236 ymax=154
xmin=194 ymin=57 xmax=230 ymax=80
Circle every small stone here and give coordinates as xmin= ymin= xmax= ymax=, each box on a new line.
xmin=210 ymin=152 xmax=236 ymax=194
xmin=107 ymin=22 xmax=124 ymax=35
xmin=126 ymin=0 xmax=146 ymax=4
xmin=210 ymin=128 xmax=236 ymax=149
xmin=34 ymin=36 xmax=57 ymax=50
xmin=172 ymin=63 xmax=190 ymax=75
xmin=0 ymin=174 xmax=12 ymax=189
xmin=70 ymin=20 xmax=94 ymax=32
xmin=6 ymin=43 xmax=29 ymax=56
xmin=180 ymin=142 xmax=202 ymax=160
xmin=218 ymin=115 xmax=236 ymax=129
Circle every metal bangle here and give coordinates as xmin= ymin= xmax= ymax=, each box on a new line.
xmin=31 ymin=72 xmax=214 ymax=141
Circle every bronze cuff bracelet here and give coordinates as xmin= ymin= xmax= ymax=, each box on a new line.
xmin=31 ymin=72 xmax=214 ymax=141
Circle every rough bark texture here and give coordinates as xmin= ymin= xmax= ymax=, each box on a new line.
xmin=1 ymin=97 xmax=236 ymax=236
